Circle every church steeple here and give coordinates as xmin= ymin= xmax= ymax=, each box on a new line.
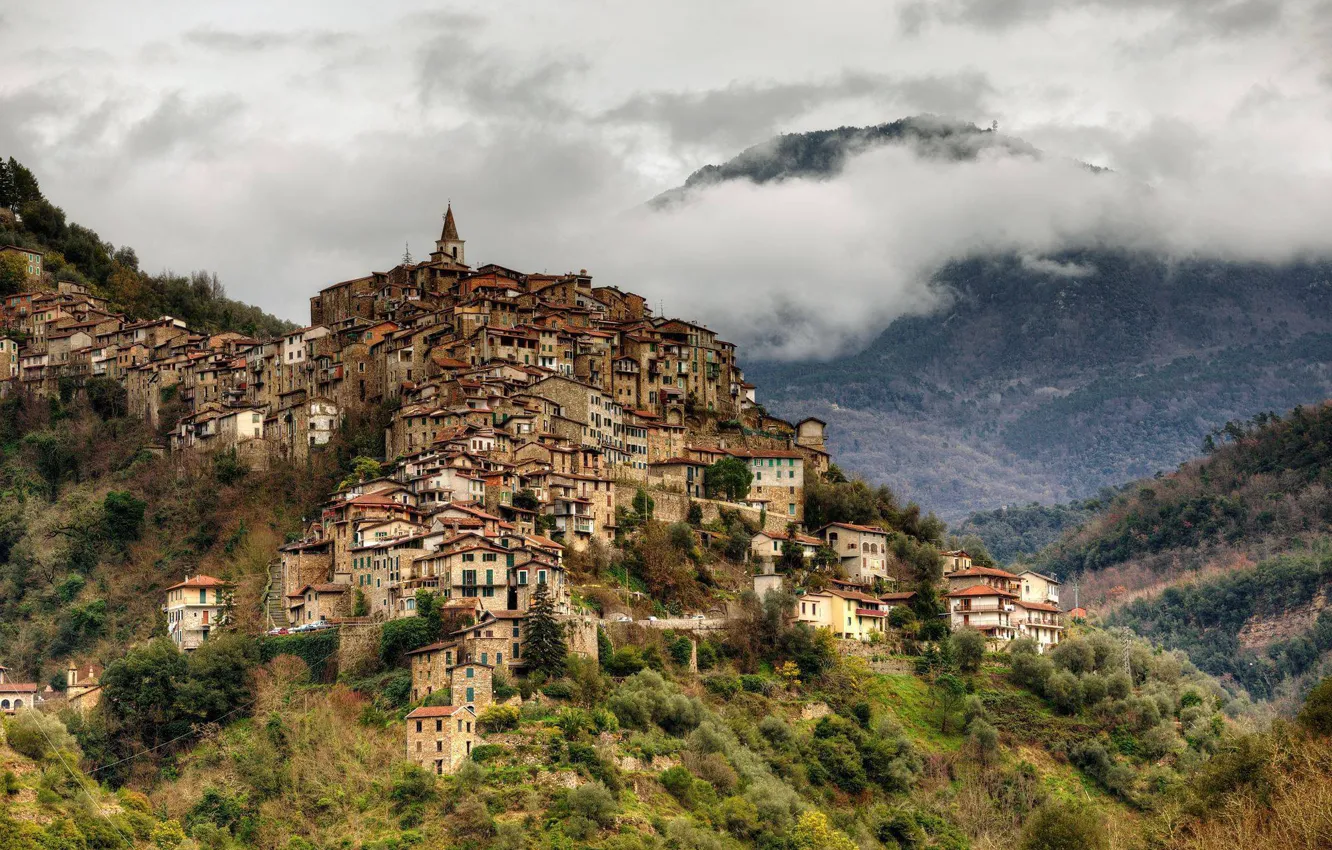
xmin=440 ymin=204 xmax=459 ymax=241
xmin=433 ymin=203 xmax=465 ymax=264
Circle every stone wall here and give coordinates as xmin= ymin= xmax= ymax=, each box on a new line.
xmin=337 ymin=622 xmax=381 ymax=678
xmin=614 ymin=486 xmax=788 ymax=534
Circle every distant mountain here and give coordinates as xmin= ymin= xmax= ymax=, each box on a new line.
xmin=655 ymin=119 xmax=1332 ymax=519
xmin=650 ymin=116 xmax=1040 ymax=207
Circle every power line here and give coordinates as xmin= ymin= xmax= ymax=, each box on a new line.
xmin=33 ymin=717 xmax=140 ymax=849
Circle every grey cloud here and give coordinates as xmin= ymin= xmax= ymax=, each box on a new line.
xmin=586 ymin=135 xmax=1332 ymax=360
xmin=416 ymin=33 xmax=584 ymax=120
xmin=121 ymin=92 xmax=245 ymax=160
xmin=599 ymin=71 xmax=995 ymax=152
xmin=904 ymin=0 xmax=1284 ymax=36
xmin=183 ymin=27 xmax=352 ymax=53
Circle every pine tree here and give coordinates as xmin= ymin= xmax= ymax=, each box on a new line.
xmin=524 ymin=581 xmax=567 ymax=677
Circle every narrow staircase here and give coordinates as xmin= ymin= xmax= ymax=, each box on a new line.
xmin=263 ymin=559 xmax=285 ymax=631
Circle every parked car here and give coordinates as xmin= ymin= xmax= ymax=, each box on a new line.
xmin=613 ymin=614 xmax=633 ymax=622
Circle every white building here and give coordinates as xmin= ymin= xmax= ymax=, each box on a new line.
xmin=164 ymin=574 xmax=231 ymax=650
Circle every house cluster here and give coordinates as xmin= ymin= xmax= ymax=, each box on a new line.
xmin=941 ymin=551 xmax=1064 ymax=651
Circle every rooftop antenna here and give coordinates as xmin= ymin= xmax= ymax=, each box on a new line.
xmin=402 ymin=242 xmax=413 ymax=265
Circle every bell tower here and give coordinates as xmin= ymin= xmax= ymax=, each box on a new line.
xmin=432 ymin=203 xmax=465 ymax=265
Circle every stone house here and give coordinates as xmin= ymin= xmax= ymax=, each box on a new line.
xmin=818 ymin=522 xmax=890 ymax=585
xmin=405 ymin=704 xmax=477 ymax=775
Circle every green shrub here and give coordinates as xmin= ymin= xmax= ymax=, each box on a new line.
xmin=569 ymin=781 xmax=618 ymax=827
xmin=703 ymin=675 xmax=740 ymax=698
xmin=1045 ymin=670 xmax=1082 ymax=714
xmin=950 ymin=628 xmax=986 ymax=673
xmin=542 ymin=680 xmax=575 ymax=700
xmin=478 ymin=705 xmax=519 ymax=733
xmin=1020 ymin=801 xmax=1109 ymax=850
xmin=604 ymin=647 xmax=648 ymax=677
xmin=470 ymin=744 xmax=506 ymax=763
xmin=660 ymin=765 xmax=695 ymax=806
xmin=1298 ymin=676 xmax=1332 ymax=736
xmin=4 ymin=711 xmax=77 ymax=762
xmin=740 ymin=674 xmax=771 ymax=695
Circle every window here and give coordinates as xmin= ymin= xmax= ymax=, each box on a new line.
xmin=466 ymin=686 xmax=474 ymax=702
xmin=199 ymin=589 xmax=207 ymax=604
xmin=538 ymin=570 xmax=548 ymax=584
xmin=513 ymin=642 xmax=521 ymax=658
xmin=435 ymin=719 xmax=442 ymax=732
xmin=466 ymin=667 xmax=474 ymax=679
xmin=415 ymin=720 xmax=422 ymax=733
xmin=480 ymin=653 xmax=487 ymax=664
xmin=512 ymin=624 xmax=520 ymax=637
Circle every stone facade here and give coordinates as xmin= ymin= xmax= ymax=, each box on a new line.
xmin=449 ymin=661 xmax=494 ymax=711
xmin=405 ymin=705 xmax=476 ymax=775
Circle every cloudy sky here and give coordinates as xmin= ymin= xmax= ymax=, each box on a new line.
xmin=3 ymin=0 xmax=1331 ymax=358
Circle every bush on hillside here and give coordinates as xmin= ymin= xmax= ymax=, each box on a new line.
xmin=1020 ymin=801 xmax=1109 ymax=850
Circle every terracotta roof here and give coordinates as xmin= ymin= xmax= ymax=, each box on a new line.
xmin=946 ymin=566 xmax=1019 ymax=580
xmin=818 ymin=522 xmax=887 ymax=535
xmin=406 ymin=705 xmax=471 ymax=719
xmin=725 ymin=448 xmax=804 ymax=460
xmin=880 ymin=591 xmax=917 ymax=602
xmin=311 ymin=584 xmax=348 ymax=593
xmin=164 ymin=574 xmax=230 ymax=591
xmin=1016 ymin=599 xmax=1061 ymax=613
xmin=0 ymin=683 xmax=39 ymax=693
xmin=945 ymin=584 xmax=1018 ymax=599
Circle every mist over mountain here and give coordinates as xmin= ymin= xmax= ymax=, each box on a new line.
xmin=652 ymin=118 xmax=1332 ymax=519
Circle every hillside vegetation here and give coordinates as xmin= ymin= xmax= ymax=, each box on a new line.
xmin=0 ymin=157 xmax=294 ymax=338
xmin=1022 ymin=404 xmax=1332 ymax=704
xmin=0 ymin=388 xmax=336 ymax=690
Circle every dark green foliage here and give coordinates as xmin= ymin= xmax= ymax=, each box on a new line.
xmin=949 ymin=629 xmax=986 ymax=673
xmin=1298 ymin=676 xmax=1332 ymax=736
xmin=803 ymin=476 xmax=944 ymax=545
xmin=83 ymin=377 xmax=128 ymax=420
xmin=379 ymin=618 xmax=436 ymax=668
xmin=958 ymin=500 xmax=1101 ymax=565
xmin=22 ymin=429 xmax=80 ymax=501
xmin=213 ymin=450 xmax=248 ymax=486
xmin=524 ymin=582 xmax=568 ymax=678
xmin=260 ymin=629 xmax=339 ymax=682
xmin=101 ymin=491 xmax=146 ymax=549
xmin=686 ymin=501 xmax=703 ymax=526
xmin=703 ymin=457 xmax=752 ymax=502
xmin=98 ymin=636 xmax=257 ymax=779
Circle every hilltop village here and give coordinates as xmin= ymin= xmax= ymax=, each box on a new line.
xmin=0 ymin=210 xmax=1064 ymax=759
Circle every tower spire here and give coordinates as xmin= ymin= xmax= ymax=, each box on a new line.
xmin=441 ymin=202 xmax=459 ymax=241
xmin=434 ymin=201 xmax=465 ymax=264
